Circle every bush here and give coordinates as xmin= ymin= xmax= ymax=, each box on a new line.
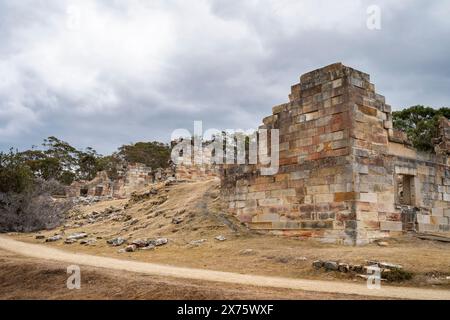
xmin=0 ymin=179 xmax=72 ymax=233
xmin=393 ymin=106 xmax=450 ymax=151
xmin=382 ymin=269 xmax=414 ymax=282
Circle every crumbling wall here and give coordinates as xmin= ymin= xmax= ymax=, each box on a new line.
xmin=434 ymin=117 xmax=450 ymax=156
xmin=173 ymin=146 xmax=219 ymax=181
xmin=67 ymin=163 xmax=166 ymax=199
xmin=66 ymin=171 xmax=113 ymax=198
xmin=221 ymin=63 xmax=450 ymax=245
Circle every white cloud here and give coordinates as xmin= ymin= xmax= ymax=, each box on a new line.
xmin=0 ymin=0 xmax=449 ymax=152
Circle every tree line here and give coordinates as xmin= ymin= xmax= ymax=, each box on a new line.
xmin=0 ymin=138 xmax=171 ymax=232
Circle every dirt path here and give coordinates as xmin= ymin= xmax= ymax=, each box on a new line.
xmin=1 ymin=235 xmax=448 ymax=300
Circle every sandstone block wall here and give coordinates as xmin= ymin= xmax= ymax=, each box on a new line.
xmin=221 ymin=63 xmax=450 ymax=245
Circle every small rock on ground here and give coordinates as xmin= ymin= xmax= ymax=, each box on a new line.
xmin=239 ymin=249 xmax=255 ymax=255
xmin=107 ymin=237 xmax=126 ymax=246
xmin=189 ymin=239 xmax=207 ymax=246
xmin=46 ymin=235 xmax=62 ymax=242
xmin=215 ymin=235 xmax=227 ymax=241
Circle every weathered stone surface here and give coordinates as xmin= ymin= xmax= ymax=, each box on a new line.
xmin=323 ymin=261 xmax=339 ymax=271
xmin=131 ymin=239 xmax=151 ymax=248
xmin=125 ymin=244 xmax=137 ymax=252
xmin=46 ymin=235 xmax=62 ymax=242
xmin=152 ymin=238 xmax=169 ymax=246
xmin=107 ymin=237 xmax=126 ymax=246
xmin=216 ymin=63 xmax=449 ymax=244
xmin=189 ymin=239 xmax=207 ymax=246
xmin=380 ymin=221 xmax=403 ymax=232
xmin=215 ymin=235 xmax=227 ymax=241
xmin=312 ymin=260 xmax=324 ymax=269
xmin=67 ymin=232 xmax=88 ymax=241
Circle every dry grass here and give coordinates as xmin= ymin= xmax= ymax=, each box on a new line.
xmin=10 ymin=179 xmax=450 ymax=290
xmin=0 ymin=250 xmax=375 ymax=300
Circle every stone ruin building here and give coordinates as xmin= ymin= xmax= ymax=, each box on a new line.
xmin=67 ymin=163 xmax=174 ymax=199
xmin=220 ymin=63 xmax=450 ymax=245
xmin=67 ymin=63 xmax=450 ymax=245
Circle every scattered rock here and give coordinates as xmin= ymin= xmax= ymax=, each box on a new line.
xmin=64 ymin=239 xmax=77 ymax=244
xmin=276 ymin=257 xmax=290 ymax=264
xmin=107 ymin=237 xmax=126 ymax=246
xmin=312 ymin=260 xmax=324 ymax=269
xmin=67 ymin=232 xmax=88 ymax=241
xmin=125 ymin=244 xmax=137 ymax=252
xmin=125 ymin=218 xmax=139 ymax=226
xmin=140 ymin=244 xmax=155 ymax=251
xmin=152 ymin=238 xmax=168 ymax=246
xmin=80 ymin=239 xmax=97 ymax=246
xmin=350 ymin=264 xmax=364 ymax=273
xmin=131 ymin=239 xmax=150 ymax=248
xmin=215 ymin=235 xmax=227 ymax=241
xmin=172 ymin=217 xmax=184 ymax=225
xmin=338 ymin=263 xmax=350 ymax=273
xmin=35 ymin=235 xmax=45 ymax=240
xmin=376 ymin=241 xmax=389 ymax=247
xmin=189 ymin=239 xmax=207 ymax=246
xmin=366 ymin=260 xmax=403 ymax=270
xmin=323 ymin=261 xmax=339 ymax=271
xmin=239 ymin=249 xmax=255 ymax=255
xmin=46 ymin=235 xmax=62 ymax=242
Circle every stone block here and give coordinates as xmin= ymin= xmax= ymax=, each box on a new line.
xmin=416 ymin=214 xmax=430 ymax=224
xmin=359 ymin=193 xmax=378 ymax=203
xmin=430 ymin=216 xmax=449 ymax=225
xmin=444 ymin=209 xmax=450 ymax=217
xmin=334 ymin=192 xmax=357 ymax=202
xmin=417 ymin=223 xmax=439 ymax=233
xmin=306 ymin=185 xmax=330 ymax=194
xmin=247 ymin=192 xmax=266 ymax=200
xmin=258 ymin=198 xmax=283 ymax=206
xmin=290 ymin=171 xmax=310 ymax=180
xmin=270 ymin=189 xmax=296 ymax=197
xmin=380 ymin=221 xmax=403 ymax=232
xmin=314 ymin=194 xmax=334 ymax=203
xmin=254 ymin=213 xmax=280 ymax=222
xmin=431 ymin=208 xmax=444 ymax=216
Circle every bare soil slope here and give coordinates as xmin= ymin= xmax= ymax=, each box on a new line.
xmin=5 ymin=179 xmax=450 ymax=295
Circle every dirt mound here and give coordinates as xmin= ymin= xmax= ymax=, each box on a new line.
xmin=48 ymin=179 xmax=247 ymax=248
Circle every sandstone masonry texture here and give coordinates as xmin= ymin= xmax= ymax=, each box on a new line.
xmin=221 ymin=63 xmax=450 ymax=245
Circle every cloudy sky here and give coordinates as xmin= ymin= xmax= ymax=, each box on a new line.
xmin=1 ymin=0 xmax=449 ymax=154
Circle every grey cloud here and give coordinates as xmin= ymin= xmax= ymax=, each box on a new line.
xmin=0 ymin=0 xmax=449 ymax=154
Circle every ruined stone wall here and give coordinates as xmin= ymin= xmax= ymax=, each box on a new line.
xmin=67 ymin=163 xmax=158 ymax=199
xmin=221 ymin=63 xmax=450 ymax=245
xmin=120 ymin=163 xmax=155 ymax=197
xmin=66 ymin=171 xmax=114 ymax=198
xmin=174 ymin=147 xmax=219 ymax=181
xmin=176 ymin=164 xmax=218 ymax=181
xmin=222 ymin=63 xmax=360 ymax=244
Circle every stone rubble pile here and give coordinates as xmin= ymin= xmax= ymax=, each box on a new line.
xmin=108 ymin=237 xmax=169 ymax=253
xmin=312 ymin=259 xmax=403 ymax=277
